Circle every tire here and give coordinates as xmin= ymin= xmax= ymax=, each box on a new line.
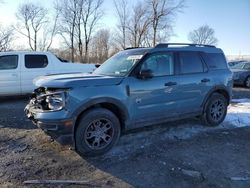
xmin=75 ymin=108 xmax=121 ymax=157
xmin=245 ymin=76 xmax=250 ymax=88
xmin=201 ymin=93 xmax=227 ymax=126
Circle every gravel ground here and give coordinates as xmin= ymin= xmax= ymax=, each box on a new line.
xmin=0 ymin=87 xmax=249 ymax=188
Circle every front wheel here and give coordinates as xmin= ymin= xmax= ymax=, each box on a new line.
xmin=201 ymin=93 xmax=228 ymax=126
xmin=75 ymin=108 xmax=121 ymax=157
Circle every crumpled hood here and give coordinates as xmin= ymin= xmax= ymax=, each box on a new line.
xmin=34 ymin=73 xmax=124 ymax=88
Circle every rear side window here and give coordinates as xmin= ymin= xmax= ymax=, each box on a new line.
xmin=0 ymin=55 xmax=18 ymax=70
xmin=179 ymin=52 xmax=204 ymax=74
xmin=202 ymin=53 xmax=227 ymax=69
xmin=25 ymin=55 xmax=48 ymax=68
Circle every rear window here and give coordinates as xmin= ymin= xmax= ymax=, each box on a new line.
xmin=202 ymin=53 xmax=227 ymax=69
xmin=179 ymin=52 xmax=204 ymax=74
xmin=0 ymin=55 xmax=18 ymax=70
xmin=25 ymin=55 xmax=48 ymax=69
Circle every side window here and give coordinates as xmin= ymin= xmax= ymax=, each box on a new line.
xmin=142 ymin=53 xmax=174 ymax=76
xmin=179 ymin=52 xmax=204 ymax=74
xmin=202 ymin=53 xmax=227 ymax=69
xmin=0 ymin=55 xmax=18 ymax=70
xmin=25 ymin=55 xmax=48 ymax=69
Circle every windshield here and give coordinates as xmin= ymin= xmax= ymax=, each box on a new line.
xmin=230 ymin=62 xmax=246 ymax=69
xmin=93 ymin=50 xmax=145 ymax=76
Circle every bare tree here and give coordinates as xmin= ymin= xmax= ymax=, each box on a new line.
xmin=15 ymin=3 xmax=48 ymax=51
xmin=148 ymin=0 xmax=185 ymax=46
xmin=56 ymin=0 xmax=78 ymax=62
xmin=90 ymin=29 xmax=110 ymax=63
xmin=0 ymin=26 xmax=13 ymax=51
xmin=188 ymin=25 xmax=218 ymax=45
xmin=39 ymin=3 xmax=60 ymax=51
xmin=57 ymin=0 xmax=103 ymax=63
xmin=80 ymin=0 xmax=104 ymax=63
xmin=127 ymin=2 xmax=151 ymax=47
xmin=114 ymin=0 xmax=129 ymax=49
xmin=75 ymin=0 xmax=84 ymax=63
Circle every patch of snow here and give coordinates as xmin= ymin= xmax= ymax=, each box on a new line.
xmin=225 ymin=98 xmax=250 ymax=127
xmin=231 ymin=98 xmax=250 ymax=103
xmin=104 ymin=98 xmax=250 ymax=159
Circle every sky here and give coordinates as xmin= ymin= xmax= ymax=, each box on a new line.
xmin=0 ymin=0 xmax=249 ymax=55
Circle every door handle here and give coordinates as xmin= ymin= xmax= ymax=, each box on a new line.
xmin=165 ymin=82 xmax=177 ymax=86
xmin=201 ymin=78 xmax=210 ymax=83
xmin=12 ymin=73 xmax=18 ymax=77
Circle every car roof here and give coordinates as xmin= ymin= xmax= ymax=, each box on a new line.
xmin=0 ymin=51 xmax=52 ymax=56
xmin=151 ymin=45 xmax=223 ymax=53
xmin=124 ymin=43 xmax=224 ymax=54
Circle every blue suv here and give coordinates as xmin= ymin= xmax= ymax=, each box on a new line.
xmin=25 ymin=43 xmax=233 ymax=156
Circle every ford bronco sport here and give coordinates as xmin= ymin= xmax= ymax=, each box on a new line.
xmin=25 ymin=43 xmax=233 ymax=156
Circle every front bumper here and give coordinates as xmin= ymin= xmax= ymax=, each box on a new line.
xmin=25 ymin=104 xmax=74 ymax=145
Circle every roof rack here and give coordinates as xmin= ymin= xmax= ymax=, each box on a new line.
xmin=155 ymin=43 xmax=216 ymax=48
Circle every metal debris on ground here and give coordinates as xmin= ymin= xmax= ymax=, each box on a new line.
xmin=23 ymin=180 xmax=101 ymax=187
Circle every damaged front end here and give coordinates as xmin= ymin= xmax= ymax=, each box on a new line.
xmin=25 ymin=87 xmax=68 ymax=116
xmin=25 ymin=87 xmax=74 ymax=145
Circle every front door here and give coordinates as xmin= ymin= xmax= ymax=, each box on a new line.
xmin=128 ymin=52 xmax=180 ymax=124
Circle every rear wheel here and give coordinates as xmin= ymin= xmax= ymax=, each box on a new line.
xmin=201 ymin=93 xmax=227 ymax=126
xmin=245 ymin=76 xmax=250 ymax=88
xmin=75 ymin=108 xmax=121 ymax=157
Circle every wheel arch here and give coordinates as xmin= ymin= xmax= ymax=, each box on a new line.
xmin=72 ymin=97 xmax=129 ymax=141
xmin=202 ymin=86 xmax=231 ymax=111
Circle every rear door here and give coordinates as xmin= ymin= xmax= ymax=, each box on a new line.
xmin=0 ymin=54 xmax=21 ymax=96
xmin=20 ymin=54 xmax=54 ymax=94
xmin=176 ymin=51 xmax=211 ymax=113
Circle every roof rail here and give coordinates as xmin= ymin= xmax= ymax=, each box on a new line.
xmin=155 ymin=43 xmax=216 ymax=48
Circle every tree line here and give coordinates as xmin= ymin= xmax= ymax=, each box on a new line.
xmin=0 ymin=0 xmax=218 ymax=64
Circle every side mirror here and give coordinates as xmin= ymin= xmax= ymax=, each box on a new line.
xmin=138 ymin=69 xmax=153 ymax=79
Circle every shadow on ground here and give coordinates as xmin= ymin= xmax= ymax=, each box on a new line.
xmin=85 ymin=125 xmax=250 ymax=188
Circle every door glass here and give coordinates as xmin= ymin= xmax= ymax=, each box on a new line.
xmin=25 ymin=55 xmax=48 ymax=68
xmin=179 ymin=52 xmax=204 ymax=74
xmin=142 ymin=53 xmax=174 ymax=76
xmin=201 ymin=53 xmax=227 ymax=69
xmin=0 ymin=55 xmax=18 ymax=70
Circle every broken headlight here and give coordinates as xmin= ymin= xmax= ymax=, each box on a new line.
xmin=35 ymin=90 xmax=67 ymax=111
xmin=45 ymin=92 xmax=66 ymax=111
